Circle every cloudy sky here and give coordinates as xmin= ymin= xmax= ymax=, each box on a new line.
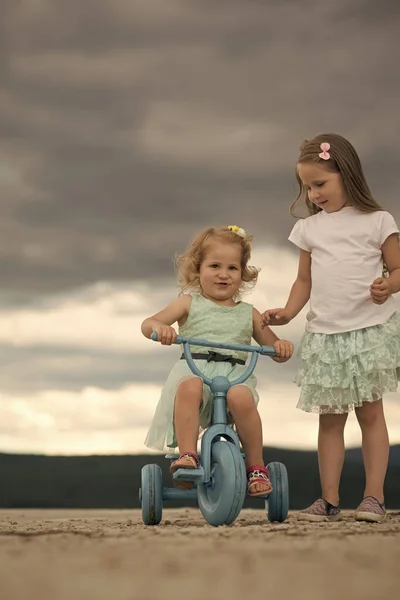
xmin=1 ymin=0 xmax=400 ymax=455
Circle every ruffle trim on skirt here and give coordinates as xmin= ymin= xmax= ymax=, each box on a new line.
xmin=296 ymin=312 xmax=400 ymax=414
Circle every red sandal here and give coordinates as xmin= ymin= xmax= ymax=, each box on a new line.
xmin=170 ymin=452 xmax=199 ymax=490
xmin=246 ymin=465 xmax=273 ymax=497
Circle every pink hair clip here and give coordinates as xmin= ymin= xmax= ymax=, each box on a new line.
xmin=319 ymin=142 xmax=331 ymax=160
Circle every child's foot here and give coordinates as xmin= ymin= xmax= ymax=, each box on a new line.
xmin=354 ymin=496 xmax=387 ymax=523
xmin=170 ymin=452 xmax=199 ymax=490
xmin=246 ymin=465 xmax=273 ymax=496
xmin=297 ymin=498 xmax=341 ymax=522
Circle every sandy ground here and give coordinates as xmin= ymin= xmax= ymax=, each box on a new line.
xmin=0 ymin=509 xmax=399 ymax=600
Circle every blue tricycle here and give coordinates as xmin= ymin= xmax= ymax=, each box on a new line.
xmin=139 ymin=334 xmax=289 ymax=527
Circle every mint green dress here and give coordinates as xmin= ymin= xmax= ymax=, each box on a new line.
xmin=144 ymin=294 xmax=259 ymax=451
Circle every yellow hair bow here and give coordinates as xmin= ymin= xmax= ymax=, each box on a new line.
xmin=228 ymin=225 xmax=246 ymax=238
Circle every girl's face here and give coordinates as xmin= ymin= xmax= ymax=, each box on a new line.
xmin=199 ymin=241 xmax=242 ymax=305
xmin=297 ymin=162 xmax=349 ymax=213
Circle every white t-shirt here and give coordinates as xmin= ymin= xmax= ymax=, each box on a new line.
xmin=288 ymin=207 xmax=399 ymax=334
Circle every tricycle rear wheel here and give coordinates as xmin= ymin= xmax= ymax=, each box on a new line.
xmin=266 ymin=461 xmax=289 ymax=522
xmin=140 ymin=463 xmax=163 ymax=525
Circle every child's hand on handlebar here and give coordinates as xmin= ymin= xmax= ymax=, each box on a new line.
xmin=152 ymin=324 xmax=178 ymax=345
xmin=272 ymin=339 xmax=294 ymax=363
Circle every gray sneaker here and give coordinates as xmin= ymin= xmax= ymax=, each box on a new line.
xmin=297 ymin=498 xmax=341 ymax=522
xmin=355 ymin=496 xmax=387 ymax=523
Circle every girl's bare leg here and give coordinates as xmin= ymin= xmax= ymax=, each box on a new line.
xmin=355 ymin=399 xmax=389 ymax=504
xmin=318 ymin=413 xmax=348 ymax=506
xmin=173 ymin=377 xmax=203 ymax=456
xmin=227 ymin=385 xmax=267 ymax=494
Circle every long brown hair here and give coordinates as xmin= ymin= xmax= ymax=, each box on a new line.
xmin=175 ymin=226 xmax=259 ymax=298
xmin=291 ymin=133 xmax=383 ymax=217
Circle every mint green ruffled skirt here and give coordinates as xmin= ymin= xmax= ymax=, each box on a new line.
xmin=296 ymin=312 xmax=400 ymax=414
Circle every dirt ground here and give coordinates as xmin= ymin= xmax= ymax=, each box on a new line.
xmin=0 ymin=508 xmax=399 ymax=600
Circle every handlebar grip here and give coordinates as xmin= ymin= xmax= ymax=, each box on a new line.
xmin=151 ymin=332 xmax=181 ymax=344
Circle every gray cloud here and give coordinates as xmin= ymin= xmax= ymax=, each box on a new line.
xmin=1 ymin=0 xmax=399 ymax=296
xmin=0 ymin=344 xmax=173 ymax=393
xmin=1 ymin=3 xmax=399 ymax=455
xmin=0 ymin=341 xmax=301 ymax=394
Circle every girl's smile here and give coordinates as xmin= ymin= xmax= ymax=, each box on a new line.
xmin=199 ymin=242 xmax=242 ymax=305
xmin=297 ymin=162 xmax=350 ymax=213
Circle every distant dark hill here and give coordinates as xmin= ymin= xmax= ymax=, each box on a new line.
xmin=347 ymin=444 xmax=400 ymax=465
xmin=0 ymin=445 xmax=399 ymax=509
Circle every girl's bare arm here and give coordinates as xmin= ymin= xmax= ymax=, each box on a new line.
xmin=284 ymin=249 xmax=312 ymax=319
xmin=141 ymin=295 xmax=192 ymax=344
xmin=262 ymin=249 xmax=311 ymax=326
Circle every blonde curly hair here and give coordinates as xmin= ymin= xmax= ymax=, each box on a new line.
xmin=176 ymin=226 xmax=259 ymax=299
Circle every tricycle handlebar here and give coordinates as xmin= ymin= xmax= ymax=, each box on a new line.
xmin=151 ymin=332 xmax=276 ymax=357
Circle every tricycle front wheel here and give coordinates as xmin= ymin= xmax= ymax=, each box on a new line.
xmin=197 ymin=441 xmax=246 ymax=526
